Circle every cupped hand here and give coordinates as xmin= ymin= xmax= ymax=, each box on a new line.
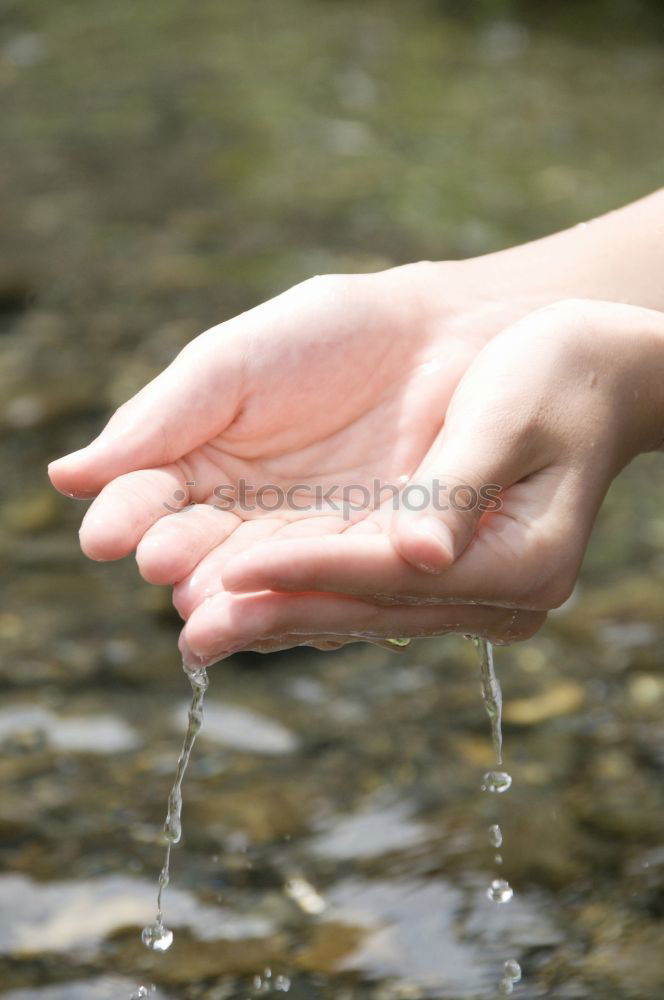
xmin=49 ymin=265 xmax=472 ymax=564
xmin=173 ymin=299 xmax=663 ymax=665
xmin=50 ymin=257 xmax=561 ymax=662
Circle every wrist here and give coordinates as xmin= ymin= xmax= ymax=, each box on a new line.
xmin=428 ymin=247 xmax=593 ymax=351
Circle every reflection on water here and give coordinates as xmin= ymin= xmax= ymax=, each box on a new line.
xmin=0 ymin=706 xmax=139 ymax=754
xmin=1 ymin=982 xmax=171 ymax=1000
xmin=179 ymin=700 xmax=299 ymax=755
xmin=310 ymin=801 xmax=429 ymax=860
xmin=1 ymin=0 xmax=664 ymax=996
xmin=0 ymin=873 xmax=270 ymax=954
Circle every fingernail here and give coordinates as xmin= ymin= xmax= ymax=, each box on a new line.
xmin=181 ymin=650 xmax=211 ymax=670
xmin=179 ymin=635 xmax=206 ymax=668
xmin=410 ymin=516 xmax=454 ymax=572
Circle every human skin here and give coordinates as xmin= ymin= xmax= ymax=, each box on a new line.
xmin=48 ymin=190 xmax=664 ymax=665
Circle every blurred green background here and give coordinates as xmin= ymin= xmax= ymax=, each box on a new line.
xmin=0 ymin=1 xmax=663 ymax=998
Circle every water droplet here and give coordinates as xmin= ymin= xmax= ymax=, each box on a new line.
xmin=275 ymin=975 xmax=291 ymax=992
xmin=130 ymin=989 xmax=149 ymax=1000
xmin=164 ymin=813 xmax=182 ymax=844
xmin=494 ymin=853 xmax=503 ymax=865
xmin=141 ymin=921 xmax=174 ymax=951
xmin=499 ymin=958 xmax=522 ymax=993
xmin=487 ymin=878 xmax=514 ymax=903
xmin=481 ymin=770 xmax=512 ymax=794
xmin=503 ymin=959 xmax=522 ymax=980
xmin=489 ymin=823 xmax=503 ymax=848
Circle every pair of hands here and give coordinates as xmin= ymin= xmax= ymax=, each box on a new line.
xmin=48 ymin=255 xmax=664 ymax=668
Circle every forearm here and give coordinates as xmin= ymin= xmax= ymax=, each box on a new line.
xmin=498 ymin=188 xmax=664 ymax=309
xmin=448 ymin=189 xmax=664 ymax=340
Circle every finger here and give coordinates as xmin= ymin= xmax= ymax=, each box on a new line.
xmin=136 ymin=504 xmax=241 ymax=585
xmin=223 ymin=532 xmax=466 ymax=602
xmin=223 ymin=634 xmax=348 ymax=654
xmin=47 ymin=325 xmax=243 ymax=498
xmin=221 ymin=503 xmax=547 ymax=608
xmin=389 ymin=406 xmax=547 ymax=576
xmin=172 ymin=518 xmax=290 ymax=618
xmin=173 ymin=515 xmax=348 ymax=619
xmin=178 ymin=590 xmax=545 ymax=668
xmin=223 ymin=634 xmax=411 ymax=654
xmin=79 ymin=465 xmax=194 ymax=561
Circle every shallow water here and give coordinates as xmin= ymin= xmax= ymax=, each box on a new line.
xmin=1 ymin=0 xmax=664 ymax=997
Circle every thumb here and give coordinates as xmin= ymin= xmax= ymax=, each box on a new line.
xmin=48 ymin=332 xmax=241 ymax=498
xmin=390 ymin=422 xmax=529 ymax=575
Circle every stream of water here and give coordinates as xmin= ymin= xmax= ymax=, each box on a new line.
xmin=131 ymin=665 xmax=210 ymax=998
xmin=475 ymin=638 xmax=522 ymax=996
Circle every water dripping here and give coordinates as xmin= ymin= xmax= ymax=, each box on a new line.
xmin=481 ymin=770 xmax=512 ymax=794
xmin=141 ymin=922 xmax=174 ymax=952
xmin=499 ymin=959 xmax=522 ymax=995
xmin=472 ymin=638 xmax=520 ymax=992
xmin=474 ymin=637 xmax=504 ymax=765
xmin=486 ymin=878 xmax=514 ymax=904
xmin=488 ymin=824 xmax=503 ymax=848
xmin=140 ymin=665 xmax=209 ymax=958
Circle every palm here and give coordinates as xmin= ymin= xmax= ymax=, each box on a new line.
xmin=180 ymin=273 xmax=468 ymax=489
xmin=50 ymin=268 xmax=479 ymax=593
